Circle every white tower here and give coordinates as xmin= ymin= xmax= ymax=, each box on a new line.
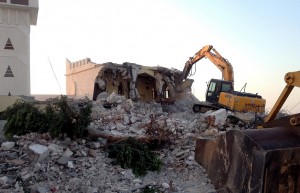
xmin=0 ymin=0 xmax=38 ymax=96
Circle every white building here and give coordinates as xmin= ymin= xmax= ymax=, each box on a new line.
xmin=0 ymin=0 xmax=38 ymax=96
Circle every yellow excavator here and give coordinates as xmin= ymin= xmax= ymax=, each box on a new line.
xmin=195 ymin=71 xmax=300 ymax=193
xmin=178 ymin=45 xmax=265 ymax=113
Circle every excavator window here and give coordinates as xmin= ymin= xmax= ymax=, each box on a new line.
xmin=207 ymin=81 xmax=217 ymax=97
xmin=221 ymin=83 xmax=232 ymax=92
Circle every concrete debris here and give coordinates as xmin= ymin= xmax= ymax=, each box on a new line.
xmin=29 ymin=144 xmax=49 ymax=162
xmin=206 ymin=109 xmax=227 ymax=126
xmin=162 ymin=182 xmax=171 ymax=189
xmin=48 ymin=143 xmax=64 ymax=155
xmin=1 ymin=141 xmax=15 ymax=150
xmin=232 ymin=111 xmax=256 ymax=123
xmin=0 ymin=92 xmax=256 ymax=193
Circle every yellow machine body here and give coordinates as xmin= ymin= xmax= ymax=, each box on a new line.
xmin=218 ymin=92 xmax=266 ymax=113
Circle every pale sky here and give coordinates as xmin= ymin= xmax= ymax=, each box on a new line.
xmin=30 ymin=0 xmax=300 ymax=114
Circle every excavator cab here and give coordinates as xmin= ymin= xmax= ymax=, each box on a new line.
xmin=192 ymin=79 xmax=233 ymax=113
xmin=205 ymin=78 xmax=233 ymax=104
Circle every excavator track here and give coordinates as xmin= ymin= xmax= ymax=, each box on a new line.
xmin=192 ymin=102 xmax=219 ymax=113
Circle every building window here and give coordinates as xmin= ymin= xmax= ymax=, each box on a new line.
xmin=4 ymin=65 xmax=14 ymax=77
xmin=0 ymin=0 xmax=7 ymax=3
xmin=4 ymin=38 xmax=14 ymax=50
xmin=11 ymin=0 xmax=28 ymax=5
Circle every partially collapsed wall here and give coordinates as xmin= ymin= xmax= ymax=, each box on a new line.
xmin=66 ymin=58 xmax=194 ymax=102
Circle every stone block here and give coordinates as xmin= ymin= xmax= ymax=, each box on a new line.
xmin=1 ymin=141 xmax=15 ymax=150
xmin=207 ymin=109 xmax=227 ymax=126
xmin=29 ymin=144 xmax=49 ymax=162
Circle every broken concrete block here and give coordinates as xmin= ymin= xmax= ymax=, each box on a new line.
xmin=116 ymin=104 xmax=123 ymax=111
xmin=233 ymin=111 xmax=256 ymax=123
xmin=37 ymin=186 xmax=50 ymax=193
xmin=203 ymin=128 xmax=219 ymax=136
xmin=106 ymin=92 xmax=118 ymax=103
xmin=123 ymin=114 xmax=130 ymax=124
xmin=202 ymin=110 xmax=214 ymax=118
xmin=121 ymin=99 xmax=134 ymax=112
xmin=130 ymin=115 xmax=137 ymax=124
xmin=129 ymin=127 xmax=144 ymax=135
xmin=57 ymin=156 xmax=71 ymax=165
xmin=0 ymin=176 xmax=8 ymax=185
xmin=29 ymin=144 xmax=49 ymax=162
xmin=20 ymin=167 xmax=32 ymax=181
xmin=116 ymin=122 xmax=126 ymax=130
xmin=1 ymin=141 xmax=15 ymax=150
xmin=116 ymin=95 xmax=126 ymax=103
xmin=67 ymin=161 xmax=75 ymax=169
xmin=88 ymin=149 xmax=97 ymax=158
xmin=162 ymin=182 xmax=170 ymax=189
xmin=207 ymin=109 xmax=227 ymax=126
xmin=62 ymin=148 xmax=73 ymax=157
xmin=96 ymin=92 xmax=109 ymax=101
xmin=48 ymin=143 xmax=64 ymax=155
xmin=110 ymin=130 xmax=123 ymax=136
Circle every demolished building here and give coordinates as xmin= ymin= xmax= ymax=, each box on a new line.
xmin=66 ymin=58 xmax=194 ymax=102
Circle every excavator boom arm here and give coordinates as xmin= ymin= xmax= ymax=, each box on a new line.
xmin=178 ymin=45 xmax=213 ymax=82
xmin=265 ymin=71 xmax=300 ymax=122
xmin=205 ymin=49 xmax=234 ymax=82
xmin=178 ymin=45 xmax=234 ymax=84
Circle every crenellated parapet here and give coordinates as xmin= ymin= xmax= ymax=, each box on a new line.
xmin=66 ymin=58 xmax=98 ymax=75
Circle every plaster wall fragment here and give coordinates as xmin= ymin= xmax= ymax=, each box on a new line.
xmin=95 ymin=77 xmax=106 ymax=90
xmin=155 ymin=72 xmax=165 ymax=96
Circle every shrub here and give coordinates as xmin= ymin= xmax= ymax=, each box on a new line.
xmin=2 ymin=95 xmax=92 ymax=139
xmin=2 ymin=101 xmax=46 ymax=139
xmin=107 ymin=137 xmax=163 ymax=177
xmin=44 ymin=95 xmax=92 ymax=138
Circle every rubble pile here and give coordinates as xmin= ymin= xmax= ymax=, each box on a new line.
xmin=0 ymin=92 xmax=249 ymax=193
xmin=89 ymin=92 xmax=242 ymax=139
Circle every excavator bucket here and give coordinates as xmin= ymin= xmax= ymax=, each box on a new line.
xmin=195 ymin=113 xmax=300 ymax=193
